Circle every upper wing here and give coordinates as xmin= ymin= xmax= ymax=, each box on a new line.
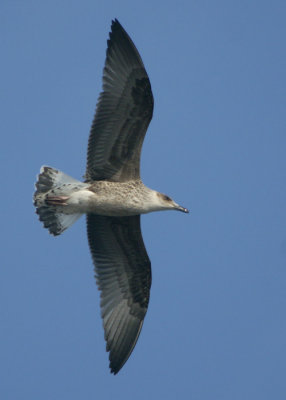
xmin=85 ymin=19 xmax=154 ymax=182
xmin=86 ymin=214 xmax=152 ymax=374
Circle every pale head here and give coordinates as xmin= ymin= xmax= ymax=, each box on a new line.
xmin=155 ymin=192 xmax=189 ymax=213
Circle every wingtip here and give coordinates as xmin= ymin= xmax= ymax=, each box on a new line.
xmin=108 ymin=18 xmax=124 ymax=47
xmin=110 ymin=366 xmax=119 ymax=375
xmin=111 ymin=18 xmax=121 ymax=30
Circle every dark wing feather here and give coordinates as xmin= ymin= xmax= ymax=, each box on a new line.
xmin=85 ymin=19 xmax=154 ymax=182
xmin=86 ymin=214 xmax=152 ymax=374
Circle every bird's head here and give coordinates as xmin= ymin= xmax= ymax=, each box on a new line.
xmin=155 ymin=192 xmax=189 ymax=213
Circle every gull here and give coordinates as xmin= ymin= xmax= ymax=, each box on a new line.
xmin=33 ymin=19 xmax=188 ymax=374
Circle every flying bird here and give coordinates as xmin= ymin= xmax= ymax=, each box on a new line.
xmin=33 ymin=19 xmax=188 ymax=374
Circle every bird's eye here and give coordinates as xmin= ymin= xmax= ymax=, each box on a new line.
xmin=163 ymin=195 xmax=171 ymax=202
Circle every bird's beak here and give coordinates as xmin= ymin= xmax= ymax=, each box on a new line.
xmin=174 ymin=204 xmax=189 ymax=213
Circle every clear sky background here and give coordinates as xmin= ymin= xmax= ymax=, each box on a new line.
xmin=1 ymin=1 xmax=286 ymax=399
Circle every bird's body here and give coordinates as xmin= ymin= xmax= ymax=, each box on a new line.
xmin=35 ymin=167 xmax=180 ymax=220
xmin=34 ymin=19 xmax=188 ymax=374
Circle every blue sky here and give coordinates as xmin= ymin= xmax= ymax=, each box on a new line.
xmin=1 ymin=0 xmax=286 ymax=399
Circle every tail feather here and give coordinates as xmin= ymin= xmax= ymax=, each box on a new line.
xmin=34 ymin=166 xmax=81 ymax=195
xmin=33 ymin=166 xmax=83 ymax=236
xmin=35 ymin=206 xmax=81 ymax=236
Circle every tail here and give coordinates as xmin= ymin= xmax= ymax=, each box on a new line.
xmin=33 ymin=166 xmax=83 ymax=236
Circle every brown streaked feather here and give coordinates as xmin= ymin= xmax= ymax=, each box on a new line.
xmin=86 ymin=214 xmax=151 ymax=374
xmin=85 ymin=19 xmax=154 ymax=183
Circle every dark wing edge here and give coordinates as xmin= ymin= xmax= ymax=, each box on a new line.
xmin=85 ymin=19 xmax=154 ymax=182
xmin=86 ymin=214 xmax=152 ymax=374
